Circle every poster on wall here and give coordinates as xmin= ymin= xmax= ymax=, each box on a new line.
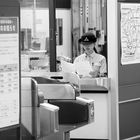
xmin=0 ymin=17 xmax=20 ymax=129
xmin=121 ymin=3 xmax=140 ymax=65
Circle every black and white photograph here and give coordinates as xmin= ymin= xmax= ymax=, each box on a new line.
xmin=0 ymin=0 xmax=140 ymax=140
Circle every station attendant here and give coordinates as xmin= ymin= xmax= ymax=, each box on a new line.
xmin=73 ymin=32 xmax=107 ymax=78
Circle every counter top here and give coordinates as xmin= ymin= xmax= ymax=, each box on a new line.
xmin=80 ymin=86 xmax=108 ymax=93
xmin=79 ymin=77 xmax=110 ymax=94
xmin=22 ymin=71 xmax=110 ymax=94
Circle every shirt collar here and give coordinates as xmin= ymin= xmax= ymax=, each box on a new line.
xmin=85 ymin=51 xmax=96 ymax=58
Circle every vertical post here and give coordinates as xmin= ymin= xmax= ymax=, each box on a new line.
xmin=19 ymin=4 xmax=22 ymax=140
xmin=33 ymin=0 xmax=37 ymax=38
xmin=49 ymin=0 xmax=57 ymax=72
xmin=107 ymin=0 xmax=119 ymax=140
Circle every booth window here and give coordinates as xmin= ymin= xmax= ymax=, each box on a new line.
xmin=20 ymin=0 xmax=50 ymax=72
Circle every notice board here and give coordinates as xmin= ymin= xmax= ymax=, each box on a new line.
xmin=118 ymin=2 xmax=140 ymax=86
xmin=118 ymin=1 xmax=140 ymax=139
xmin=0 ymin=17 xmax=20 ymax=129
xmin=120 ymin=3 xmax=140 ymax=65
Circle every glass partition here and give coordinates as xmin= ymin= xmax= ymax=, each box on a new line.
xmin=58 ymin=0 xmax=108 ymax=77
xmin=20 ymin=0 xmax=50 ymax=72
xmin=71 ymin=0 xmax=107 ymax=61
xmin=20 ymin=0 xmax=107 ymax=75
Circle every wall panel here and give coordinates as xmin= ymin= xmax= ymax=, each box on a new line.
xmin=118 ymin=1 xmax=140 ymax=139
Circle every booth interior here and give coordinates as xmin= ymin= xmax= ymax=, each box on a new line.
xmin=1 ymin=0 xmax=140 ymax=140
xmin=0 ymin=0 xmax=110 ymax=140
xmin=20 ymin=0 xmax=110 ymax=140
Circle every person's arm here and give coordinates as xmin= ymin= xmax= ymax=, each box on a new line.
xmin=99 ymin=57 xmax=107 ymax=77
xmin=89 ymin=57 xmax=107 ymax=78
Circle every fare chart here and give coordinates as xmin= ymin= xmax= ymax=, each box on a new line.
xmin=0 ymin=17 xmax=20 ymax=128
xmin=121 ymin=3 xmax=140 ymax=65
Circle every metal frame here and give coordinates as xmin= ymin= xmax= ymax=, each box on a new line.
xmin=49 ymin=0 xmax=57 ymax=72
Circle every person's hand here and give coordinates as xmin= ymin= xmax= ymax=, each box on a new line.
xmin=89 ymin=71 xmax=99 ymax=78
xmin=78 ymin=74 xmax=83 ymax=78
xmin=99 ymin=73 xmax=107 ymax=77
xmin=78 ymin=75 xmax=91 ymax=78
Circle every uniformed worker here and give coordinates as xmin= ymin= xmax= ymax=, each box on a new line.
xmin=73 ymin=32 xmax=107 ymax=78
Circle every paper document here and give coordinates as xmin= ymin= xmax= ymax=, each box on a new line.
xmin=74 ymin=61 xmax=92 ymax=77
xmin=61 ymin=60 xmax=75 ymax=73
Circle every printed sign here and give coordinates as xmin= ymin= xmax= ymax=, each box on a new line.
xmin=121 ymin=3 xmax=140 ymax=65
xmin=0 ymin=17 xmax=20 ymax=128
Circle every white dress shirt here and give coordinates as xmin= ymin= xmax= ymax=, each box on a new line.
xmin=73 ymin=51 xmax=107 ymax=77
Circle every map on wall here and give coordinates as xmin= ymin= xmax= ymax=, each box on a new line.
xmin=0 ymin=17 xmax=20 ymax=129
xmin=121 ymin=3 xmax=140 ymax=65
